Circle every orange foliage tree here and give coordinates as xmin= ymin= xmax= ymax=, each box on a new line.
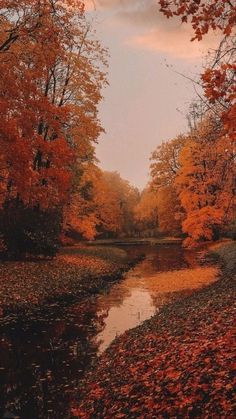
xmin=149 ymin=115 xmax=235 ymax=246
xmin=0 ymin=0 xmax=107 ymax=209
xmin=158 ymin=0 xmax=235 ymax=145
xmin=102 ymin=172 xmax=140 ymax=237
xmin=63 ymin=167 xmax=122 ymax=240
xmin=134 ymin=188 xmax=159 ymax=236
xmin=149 ymin=136 xmax=186 ymax=236
xmin=159 ymin=0 xmax=236 ymax=40
xmin=176 ymin=115 xmax=235 ymax=246
xmin=157 ymin=0 xmax=236 ymax=246
xmin=64 ymin=169 xmax=140 ymax=240
xmin=0 ymin=1 xmax=107 ymax=254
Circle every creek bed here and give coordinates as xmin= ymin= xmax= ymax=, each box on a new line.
xmin=0 ymin=245 xmax=218 ymax=419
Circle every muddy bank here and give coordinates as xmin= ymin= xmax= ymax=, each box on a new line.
xmin=73 ymin=242 xmax=236 ymax=418
xmin=87 ymin=238 xmax=183 ymax=246
xmin=0 ymin=246 xmax=143 ymax=323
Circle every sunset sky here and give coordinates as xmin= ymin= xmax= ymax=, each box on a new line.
xmin=86 ymin=0 xmax=218 ymax=189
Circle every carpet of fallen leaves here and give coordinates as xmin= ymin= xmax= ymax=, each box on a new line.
xmin=72 ymin=244 xmax=236 ymax=418
xmin=0 ymin=246 xmax=133 ymax=319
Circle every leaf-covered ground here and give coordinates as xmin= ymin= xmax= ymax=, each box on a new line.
xmin=0 ymin=246 xmax=136 ymax=320
xmin=72 ymin=243 xmax=236 ymax=418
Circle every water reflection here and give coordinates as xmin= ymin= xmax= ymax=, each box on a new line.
xmin=0 ymin=245 xmax=218 ymax=418
xmin=96 ymin=290 xmax=156 ymax=353
xmin=95 ymin=246 xmax=218 ymax=352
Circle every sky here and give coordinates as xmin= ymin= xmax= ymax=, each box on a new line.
xmin=85 ymin=0 xmax=219 ymax=189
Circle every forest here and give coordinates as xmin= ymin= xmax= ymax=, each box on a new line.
xmin=0 ymin=1 xmax=235 ymax=418
xmin=0 ymin=0 xmax=235 ymax=259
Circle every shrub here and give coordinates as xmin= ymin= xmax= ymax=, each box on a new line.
xmin=0 ymin=200 xmax=62 ymax=258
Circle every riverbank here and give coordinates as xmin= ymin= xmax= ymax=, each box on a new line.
xmin=0 ymin=245 xmax=142 ymax=323
xmin=73 ymin=242 xmax=236 ymax=417
xmin=87 ymin=237 xmax=182 ymax=246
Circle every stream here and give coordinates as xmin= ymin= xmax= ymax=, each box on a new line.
xmin=0 ymin=245 xmax=218 ymax=419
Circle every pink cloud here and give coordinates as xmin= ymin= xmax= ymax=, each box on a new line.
xmin=85 ymin=0 xmax=220 ymax=60
xmin=84 ymin=0 xmax=96 ymax=11
xmin=85 ymin=0 xmax=132 ymax=9
xmin=126 ymin=26 xmax=219 ymax=60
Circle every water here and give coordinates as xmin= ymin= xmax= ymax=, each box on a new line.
xmin=0 ymin=245 xmax=218 ymax=419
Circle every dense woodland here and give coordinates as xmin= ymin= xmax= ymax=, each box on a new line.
xmin=0 ymin=0 xmax=235 ymax=257
xmin=0 ymin=3 xmax=235 ymax=418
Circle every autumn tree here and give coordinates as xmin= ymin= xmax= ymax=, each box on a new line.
xmin=202 ymin=48 xmax=236 ymax=141
xmin=63 ymin=166 xmax=123 ymax=240
xmin=176 ymin=114 xmax=235 ymax=246
xmin=159 ymin=0 xmax=236 ymax=40
xmin=0 ymin=0 xmax=107 ymax=255
xmin=63 ymin=169 xmax=140 ymax=240
xmin=101 ymin=172 xmax=140 ymax=238
xmin=134 ymin=188 xmax=159 ymax=236
xmin=148 ymin=119 xmax=235 ymax=245
xmin=149 ymin=136 xmax=186 ymax=236
xmin=158 ymin=0 xmax=235 ymax=141
xmin=157 ymin=0 xmax=236 ymax=245
xmin=0 ymin=0 xmax=107 ymax=207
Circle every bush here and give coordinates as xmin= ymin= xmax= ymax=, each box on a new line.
xmin=0 ymin=200 xmax=62 ymax=258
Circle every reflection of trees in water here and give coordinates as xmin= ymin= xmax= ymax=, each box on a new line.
xmin=95 ymin=246 xmax=192 ymax=314
xmin=0 ymin=299 xmax=107 ymax=419
xmin=151 ymin=246 xmax=188 ymax=272
xmin=97 ymin=284 xmax=133 ymax=311
xmin=132 ymin=245 xmax=189 ymax=274
xmin=140 ymin=246 xmax=210 ymax=309
xmin=183 ymin=249 xmax=202 ymax=268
